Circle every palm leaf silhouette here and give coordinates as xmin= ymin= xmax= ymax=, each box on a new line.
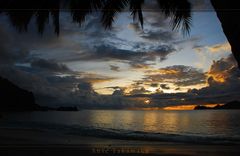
xmin=0 ymin=0 xmax=192 ymax=35
xmin=1 ymin=1 xmax=239 ymax=68
xmin=130 ymin=0 xmax=145 ymax=29
xmin=157 ymin=0 xmax=192 ymax=35
xmin=70 ymin=0 xmax=104 ymax=25
xmin=101 ymin=0 xmax=130 ymax=29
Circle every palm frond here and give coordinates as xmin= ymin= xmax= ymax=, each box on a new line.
xmin=130 ymin=0 xmax=145 ymax=28
xmin=7 ymin=11 xmax=34 ymax=32
xmin=70 ymin=0 xmax=105 ymax=25
xmin=101 ymin=0 xmax=130 ymax=29
xmin=0 ymin=0 xmax=192 ymax=36
xmin=1 ymin=0 xmax=61 ymax=34
xmin=36 ymin=11 xmax=49 ymax=35
xmin=157 ymin=0 xmax=192 ymax=35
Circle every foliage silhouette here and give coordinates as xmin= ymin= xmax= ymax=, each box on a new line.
xmin=0 ymin=0 xmax=240 ymax=68
xmin=0 ymin=0 xmax=192 ymax=35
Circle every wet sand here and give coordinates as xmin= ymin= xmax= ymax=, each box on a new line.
xmin=0 ymin=128 xmax=240 ymax=156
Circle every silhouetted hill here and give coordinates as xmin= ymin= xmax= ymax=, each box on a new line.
xmin=0 ymin=76 xmax=40 ymax=111
xmin=194 ymin=105 xmax=210 ymax=110
xmin=194 ymin=101 xmax=240 ymax=110
xmin=217 ymin=101 xmax=240 ymax=109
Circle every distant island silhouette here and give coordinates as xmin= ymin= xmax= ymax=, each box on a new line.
xmin=194 ymin=101 xmax=240 ymax=110
xmin=0 ymin=77 xmax=78 ymax=112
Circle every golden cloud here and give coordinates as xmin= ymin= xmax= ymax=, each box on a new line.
xmin=208 ymin=42 xmax=231 ymax=53
xmin=79 ymin=73 xmax=116 ymax=84
xmin=207 ymin=72 xmax=226 ymax=83
xmin=206 ymin=55 xmax=237 ymax=83
xmin=146 ymin=69 xmax=179 ymax=75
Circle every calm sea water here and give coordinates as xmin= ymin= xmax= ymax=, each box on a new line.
xmin=1 ymin=110 xmax=240 ymax=143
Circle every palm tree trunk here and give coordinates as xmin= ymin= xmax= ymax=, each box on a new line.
xmin=211 ymin=0 xmax=240 ymax=69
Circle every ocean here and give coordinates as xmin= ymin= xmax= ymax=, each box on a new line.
xmin=1 ymin=110 xmax=240 ymax=144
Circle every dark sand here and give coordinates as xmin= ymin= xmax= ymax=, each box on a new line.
xmin=0 ymin=128 xmax=240 ymax=156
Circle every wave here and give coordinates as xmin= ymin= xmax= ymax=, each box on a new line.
xmin=1 ymin=121 xmax=240 ymax=145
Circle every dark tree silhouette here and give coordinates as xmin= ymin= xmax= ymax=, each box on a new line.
xmin=211 ymin=0 xmax=240 ymax=68
xmin=0 ymin=0 xmax=239 ymax=68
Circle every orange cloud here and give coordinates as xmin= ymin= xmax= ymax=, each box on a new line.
xmin=207 ymin=72 xmax=226 ymax=83
xmin=206 ymin=55 xmax=237 ymax=83
xmin=146 ymin=69 xmax=179 ymax=75
xmin=208 ymin=42 xmax=231 ymax=53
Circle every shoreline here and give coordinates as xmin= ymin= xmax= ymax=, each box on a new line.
xmin=0 ymin=128 xmax=240 ymax=156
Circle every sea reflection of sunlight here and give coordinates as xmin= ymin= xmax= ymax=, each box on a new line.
xmin=161 ymin=113 xmax=180 ymax=132
xmin=89 ymin=111 xmax=114 ymax=127
xmin=143 ymin=112 xmax=158 ymax=131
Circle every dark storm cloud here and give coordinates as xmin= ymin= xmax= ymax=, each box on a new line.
xmin=189 ymin=54 xmax=240 ymax=98
xmin=72 ymin=43 xmax=176 ymax=65
xmin=112 ymin=89 xmax=125 ymax=96
xmin=0 ymin=25 xmax=29 ymax=64
xmin=2 ymin=6 xmax=238 ymax=109
xmin=150 ymin=83 xmax=159 ymax=87
xmin=208 ymin=55 xmax=237 ymax=75
xmin=105 ymin=86 xmax=122 ymax=90
xmin=31 ymin=59 xmax=71 ymax=72
xmin=0 ymin=23 xmax=117 ymax=107
xmin=0 ymin=65 xmax=114 ymax=107
xmin=0 ymin=11 xmax=180 ymax=72
xmin=145 ymin=65 xmax=207 ymax=87
xmin=77 ymin=81 xmax=97 ymax=95
xmin=125 ymin=55 xmax=240 ymax=107
xmin=129 ymin=87 xmax=151 ymax=95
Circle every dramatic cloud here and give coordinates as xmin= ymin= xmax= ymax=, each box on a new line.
xmin=31 ymin=59 xmax=71 ymax=72
xmin=129 ymin=87 xmax=151 ymax=95
xmin=207 ymin=54 xmax=237 ymax=83
xmin=126 ymin=55 xmax=240 ymax=107
xmin=0 ymin=25 xmax=29 ymax=64
xmin=71 ymin=44 xmax=176 ymax=64
xmin=77 ymin=82 xmax=97 ymax=95
xmin=145 ymin=65 xmax=207 ymax=87
xmin=195 ymin=42 xmax=231 ymax=54
xmin=150 ymin=83 xmax=159 ymax=88
xmin=208 ymin=42 xmax=231 ymax=53
xmin=0 ymin=8 xmax=237 ymax=109
xmin=186 ymin=54 xmax=240 ymax=102
xmin=160 ymin=84 xmax=170 ymax=90
xmin=140 ymin=29 xmax=175 ymax=42
xmin=112 ymin=89 xmax=125 ymax=96
xmin=109 ymin=65 xmax=120 ymax=72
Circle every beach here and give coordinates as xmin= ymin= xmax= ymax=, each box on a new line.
xmin=1 ymin=110 xmax=240 ymax=155
xmin=1 ymin=127 xmax=240 ymax=156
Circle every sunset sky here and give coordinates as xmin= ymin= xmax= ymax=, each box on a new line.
xmin=0 ymin=1 xmax=239 ymax=108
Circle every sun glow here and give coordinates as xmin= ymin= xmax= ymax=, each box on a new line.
xmin=163 ymin=104 xmax=224 ymax=111
xmin=208 ymin=73 xmax=226 ymax=83
xmin=144 ymin=100 xmax=150 ymax=104
xmin=163 ymin=105 xmax=196 ymax=110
